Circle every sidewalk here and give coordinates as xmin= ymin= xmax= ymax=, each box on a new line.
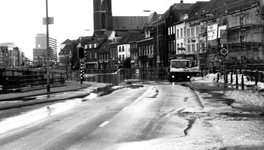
xmin=0 ymin=81 xmax=112 ymax=110
xmin=0 ymin=81 xmax=91 ymax=101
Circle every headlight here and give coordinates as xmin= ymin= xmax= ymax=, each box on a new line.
xmin=172 ymin=76 xmax=175 ymax=78
xmin=187 ymin=76 xmax=190 ymax=78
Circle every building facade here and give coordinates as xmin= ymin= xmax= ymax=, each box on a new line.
xmin=33 ymin=34 xmax=57 ymax=66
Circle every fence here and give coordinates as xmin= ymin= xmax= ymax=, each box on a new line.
xmin=80 ymin=68 xmax=168 ymax=85
xmin=214 ymin=67 xmax=264 ymax=90
xmin=0 ymin=68 xmax=65 ymax=93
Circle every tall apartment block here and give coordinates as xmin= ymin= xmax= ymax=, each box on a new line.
xmin=33 ymin=34 xmax=57 ymax=65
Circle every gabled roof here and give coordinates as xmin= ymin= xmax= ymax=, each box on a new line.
xmin=59 ymin=45 xmax=72 ymax=55
xmin=188 ymin=1 xmax=209 ymax=18
xmin=162 ymin=3 xmax=194 ymax=20
xmin=99 ymin=40 xmax=110 ymax=51
xmin=196 ymin=0 xmax=258 ymax=17
xmin=118 ymin=31 xmax=143 ymax=45
xmin=113 ymin=16 xmax=147 ymax=31
xmin=142 ymin=12 xmax=162 ymax=29
xmin=61 ymin=39 xmax=73 ymax=45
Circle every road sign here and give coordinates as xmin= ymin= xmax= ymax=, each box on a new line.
xmin=43 ymin=17 xmax=54 ymax=25
xmin=220 ymin=48 xmax=228 ymax=57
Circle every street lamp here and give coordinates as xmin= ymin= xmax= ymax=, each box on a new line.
xmin=45 ymin=0 xmax=50 ymax=92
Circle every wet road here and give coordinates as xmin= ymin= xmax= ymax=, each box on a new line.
xmin=0 ymin=83 xmax=202 ymax=150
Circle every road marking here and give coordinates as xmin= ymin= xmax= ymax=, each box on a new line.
xmin=122 ymin=107 xmax=128 ymax=111
xmin=99 ymin=121 xmax=109 ymax=127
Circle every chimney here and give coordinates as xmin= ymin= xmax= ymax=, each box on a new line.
xmin=180 ymin=0 xmax=183 ymax=3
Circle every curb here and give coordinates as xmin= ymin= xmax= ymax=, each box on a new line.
xmin=0 ymin=84 xmax=115 ymax=111
xmin=0 ymin=85 xmax=91 ymax=101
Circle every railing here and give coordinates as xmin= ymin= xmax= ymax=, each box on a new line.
xmin=0 ymin=68 xmax=65 ymax=94
xmin=82 ymin=68 xmax=168 ymax=85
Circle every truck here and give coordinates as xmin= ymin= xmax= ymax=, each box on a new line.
xmin=167 ymin=58 xmax=200 ymax=82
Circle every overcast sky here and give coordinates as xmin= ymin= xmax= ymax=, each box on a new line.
xmin=0 ymin=0 xmax=208 ymax=59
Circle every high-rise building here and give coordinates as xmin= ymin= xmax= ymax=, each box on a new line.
xmin=33 ymin=34 xmax=57 ymax=66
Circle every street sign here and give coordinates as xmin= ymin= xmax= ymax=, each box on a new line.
xmin=220 ymin=48 xmax=228 ymax=57
xmin=157 ymin=55 xmax=160 ymax=63
xmin=43 ymin=17 xmax=54 ymax=25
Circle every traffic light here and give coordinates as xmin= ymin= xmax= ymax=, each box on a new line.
xmin=78 ymin=46 xmax=85 ymax=59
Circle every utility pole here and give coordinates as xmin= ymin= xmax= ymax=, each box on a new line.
xmin=46 ymin=0 xmax=50 ymax=92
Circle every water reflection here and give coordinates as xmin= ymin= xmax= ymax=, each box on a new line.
xmin=0 ymin=96 xmax=92 ymax=135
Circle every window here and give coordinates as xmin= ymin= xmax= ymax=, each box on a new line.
xmin=177 ymin=43 xmax=179 ymax=48
xmin=181 ymin=43 xmax=183 ymax=48
xmin=122 ymin=46 xmax=124 ymax=52
xmin=196 ymin=43 xmax=200 ymax=52
xmin=187 ymin=44 xmax=191 ymax=52
xmin=191 ymin=27 xmax=194 ymax=36
xmin=101 ymin=14 xmax=105 ymax=29
xmin=95 ymin=53 xmax=97 ymax=58
xmin=122 ymin=54 xmax=124 ymax=60
xmin=94 ymin=43 xmax=97 ymax=48
xmin=187 ymin=28 xmax=190 ymax=37
xmin=119 ymin=47 xmax=121 ymax=52
xmin=192 ymin=44 xmax=195 ymax=52
xmin=168 ymin=27 xmax=170 ymax=35
xmin=180 ymin=28 xmax=183 ymax=37
xmin=90 ymin=53 xmax=92 ymax=59
xmin=196 ymin=26 xmax=199 ymax=36
xmin=177 ymin=29 xmax=179 ymax=38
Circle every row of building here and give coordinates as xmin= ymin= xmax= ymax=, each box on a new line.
xmin=58 ymin=0 xmax=264 ymax=71
xmin=0 ymin=33 xmax=58 ymax=69
xmin=0 ymin=43 xmax=31 ymax=68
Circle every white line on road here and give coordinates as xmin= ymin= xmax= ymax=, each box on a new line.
xmin=122 ymin=107 xmax=128 ymax=111
xmin=99 ymin=121 xmax=110 ymax=127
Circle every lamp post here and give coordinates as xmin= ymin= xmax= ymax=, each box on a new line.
xmin=45 ymin=0 xmax=50 ymax=92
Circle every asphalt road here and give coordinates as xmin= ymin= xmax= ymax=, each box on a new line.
xmin=0 ymin=82 xmax=202 ymax=150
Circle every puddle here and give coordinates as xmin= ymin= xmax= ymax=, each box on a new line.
xmin=0 ymin=98 xmax=83 ymax=135
xmin=21 ymin=92 xmax=65 ymax=101
xmin=184 ymin=118 xmax=196 ymax=136
xmin=201 ymin=92 xmax=235 ymax=106
xmin=219 ymin=112 xmax=263 ymax=118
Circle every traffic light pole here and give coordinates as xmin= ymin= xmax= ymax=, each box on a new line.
xmin=80 ymin=59 xmax=83 ymax=84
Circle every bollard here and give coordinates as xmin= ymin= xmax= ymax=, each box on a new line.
xmin=230 ymin=70 xmax=233 ymax=84
xmin=236 ymin=70 xmax=238 ymax=89
xmin=255 ymin=70 xmax=259 ymax=86
xmin=217 ymin=72 xmax=219 ymax=82
xmin=241 ymin=74 xmax=244 ymax=90
xmin=225 ymin=71 xmax=228 ymax=84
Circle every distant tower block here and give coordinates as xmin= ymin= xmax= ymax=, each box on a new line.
xmin=93 ymin=0 xmax=113 ymax=35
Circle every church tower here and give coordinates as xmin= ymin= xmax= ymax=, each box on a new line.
xmin=93 ymin=0 xmax=113 ymax=35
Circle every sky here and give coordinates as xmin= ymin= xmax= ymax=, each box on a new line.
xmin=0 ymin=0 xmax=208 ymax=60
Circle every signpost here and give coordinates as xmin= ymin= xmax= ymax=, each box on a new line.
xmin=220 ymin=47 xmax=228 ymax=89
